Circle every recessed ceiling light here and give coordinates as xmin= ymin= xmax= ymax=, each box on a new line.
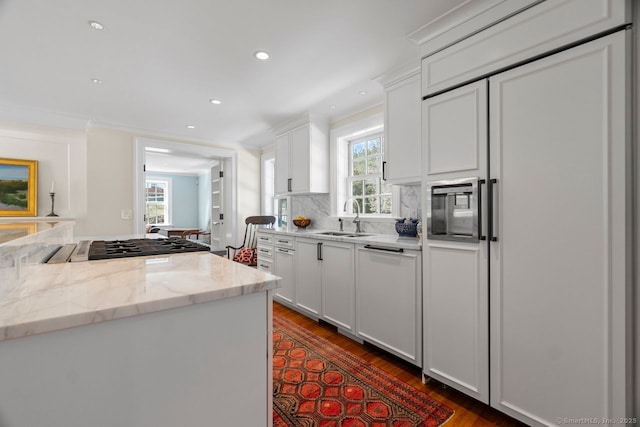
xmin=209 ymin=99 xmax=222 ymax=105
xmin=145 ymin=147 xmax=171 ymax=153
xmin=91 ymin=78 xmax=102 ymax=84
xmin=186 ymin=125 xmax=195 ymax=129
xmin=254 ymin=51 xmax=270 ymax=60
xmin=88 ymin=20 xmax=104 ymax=30
xmin=359 ymin=90 xmax=367 ymax=96
xmin=329 ymin=105 xmax=336 ymax=110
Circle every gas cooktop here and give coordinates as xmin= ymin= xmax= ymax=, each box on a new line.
xmin=88 ymin=237 xmax=210 ymax=260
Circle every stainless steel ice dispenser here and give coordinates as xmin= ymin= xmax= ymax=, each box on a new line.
xmin=426 ymin=177 xmax=481 ymax=242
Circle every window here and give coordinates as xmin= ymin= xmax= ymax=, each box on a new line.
xmin=145 ymin=179 xmax=170 ymax=225
xmin=261 ymin=155 xmax=275 ymax=216
xmin=346 ymin=133 xmax=391 ymax=215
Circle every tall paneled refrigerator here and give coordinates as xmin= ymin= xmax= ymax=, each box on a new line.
xmin=421 ymin=30 xmax=631 ymax=425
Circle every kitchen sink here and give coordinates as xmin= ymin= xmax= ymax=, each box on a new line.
xmin=315 ymin=231 xmax=371 ymax=237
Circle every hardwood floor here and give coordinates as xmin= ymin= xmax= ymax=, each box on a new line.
xmin=273 ymin=302 xmax=526 ymax=427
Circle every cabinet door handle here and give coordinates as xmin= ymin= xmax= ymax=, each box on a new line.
xmin=489 ymin=178 xmax=498 ymax=242
xmin=287 ymin=178 xmax=292 ymax=192
xmin=382 ymin=161 xmax=387 ymax=181
xmin=478 ymin=179 xmax=486 ymax=241
xmin=317 ymin=242 xmax=323 ymax=260
xmin=364 ymin=244 xmax=404 ymax=253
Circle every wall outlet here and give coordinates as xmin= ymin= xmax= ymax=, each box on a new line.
xmin=121 ymin=210 xmax=132 ymax=220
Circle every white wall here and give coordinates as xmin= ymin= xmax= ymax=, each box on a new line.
xmin=0 ymin=121 xmax=260 ymax=242
xmin=146 ymin=173 xmax=199 ymax=228
xmin=198 ymin=170 xmax=211 ymax=231
xmin=0 ymin=121 xmax=88 ymax=235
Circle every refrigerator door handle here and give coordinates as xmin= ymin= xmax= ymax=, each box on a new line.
xmin=489 ymin=178 xmax=498 ymax=242
xmin=478 ymin=179 xmax=486 ymax=240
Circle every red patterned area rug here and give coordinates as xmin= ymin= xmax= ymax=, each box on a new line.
xmin=273 ymin=314 xmax=454 ymax=426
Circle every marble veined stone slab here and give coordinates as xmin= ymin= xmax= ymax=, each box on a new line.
xmin=0 ymin=252 xmax=279 ymax=341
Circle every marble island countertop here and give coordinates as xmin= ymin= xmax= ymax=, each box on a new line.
xmin=258 ymin=228 xmax=422 ymax=250
xmin=0 ymin=219 xmax=74 ymax=246
xmin=0 ymin=252 xmax=279 ymax=342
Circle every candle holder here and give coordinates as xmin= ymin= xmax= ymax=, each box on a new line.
xmin=46 ymin=192 xmax=59 ymax=217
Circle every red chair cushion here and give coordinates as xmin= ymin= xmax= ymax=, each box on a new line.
xmin=233 ymin=247 xmax=257 ymax=266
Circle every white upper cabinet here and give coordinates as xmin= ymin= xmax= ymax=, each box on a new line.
xmin=274 ymin=118 xmax=328 ymax=196
xmin=383 ymin=72 xmax=421 ymax=184
xmin=421 ymin=0 xmax=630 ymax=96
xmin=422 ymin=80 xmax=487 ymax=179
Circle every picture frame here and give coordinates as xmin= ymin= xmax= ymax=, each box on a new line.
xmin=0 ymin=158 xmax=38 ymax=217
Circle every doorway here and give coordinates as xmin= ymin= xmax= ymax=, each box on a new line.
xmin=133 ymin=138 xmax=237 ymax=251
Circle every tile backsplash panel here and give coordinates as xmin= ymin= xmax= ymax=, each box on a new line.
xmin=289 ymin=184 xmax=421 ymax=235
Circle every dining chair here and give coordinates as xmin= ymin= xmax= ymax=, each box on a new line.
xmin=226 ymin=216 xmax=276 ymax=265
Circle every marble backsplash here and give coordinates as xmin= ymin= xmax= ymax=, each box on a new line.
xmin=289 ymin=184 xmax=421 ymax=235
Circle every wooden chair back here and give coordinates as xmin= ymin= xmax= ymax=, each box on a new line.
xmin=226 ymin=215 xmax=276 ymax=260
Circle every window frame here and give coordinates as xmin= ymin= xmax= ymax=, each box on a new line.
xmin=345 ymin=132 xmax=392 ymax=216
xmin=145 ymin=178 xmax=172 ymax=226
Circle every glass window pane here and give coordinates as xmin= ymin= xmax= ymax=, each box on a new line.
xmin=367 ymin=155 xmax=381 ymax=174
xmin=351 ymin=180 xmax=363 ymax=196
xmin=364 ymin=179 xmax=377 ymax=196
xmin=352 ymin=159 xmax=366 ymax=176
xmin=367 ymin=138 xmax=381 ymax=155
xmin=381 ymin=180 xmax=392 ymax=195
xmin=364 ymin=197 xmax=379 ymax=214
xmin=352 ymin=142 xmax=366 ymax=159
xmin=380 ymin=196 xmax=392 ymax=214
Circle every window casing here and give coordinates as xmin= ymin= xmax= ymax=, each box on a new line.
xmin=145 ymin=179 xmax=171 ymax=225
xmin=345 ymin=132 xmax=391 ymax=215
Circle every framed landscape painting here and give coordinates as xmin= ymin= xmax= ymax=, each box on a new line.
xmin=0 ymin=158 xmax=38 ymax=217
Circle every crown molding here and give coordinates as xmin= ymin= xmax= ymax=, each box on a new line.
xmin=408 ymin=0 xmax=542 ymax=57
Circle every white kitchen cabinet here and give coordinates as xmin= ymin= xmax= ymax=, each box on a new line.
xmin=256 ymin=232 xmax=274 ymax=273
xmin=355 ymin=245 xmax=422 ymax=366
xmin=422 ymin=80 xmax=487 ymax=179
xmin=421 ymin=79 xmax=490 ymax=403
xmin=383 ymin=72 xmax=421 ymax=184
xmin=319 ymin=241 xmax=355 ymax=333
xmin=294 ymin=238 xmax=322 ymax=318
xmin=423 ymin=239 xmax=489 ymax=403
xmin=274 ymin=119 xmax=328 ymax=196
xmin=421 ymin=29 xmax=631 ymax=425
xmin=488 ymin=31 xmax=630 ymax=424
xmin=273 ymin=237 xmax=296 ymax=306
xmin=420 ymin=0 xmax=629 ymax=96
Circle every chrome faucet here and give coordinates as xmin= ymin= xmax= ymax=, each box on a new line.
xmin=343 ymin=198 xmax=362 ymax=233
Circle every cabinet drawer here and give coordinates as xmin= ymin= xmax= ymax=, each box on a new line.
xmin=274 ymin=246 xmax=294 ymax=256
xmin=274 ymin=237 xmax=294 ymax=249
xmin=257 ymin=234 xmax=273 ymax=245
xmin=257 ymin=259 xmax=273 ymax=273
xmin=256 ymin=245 xmax=273 ymax=259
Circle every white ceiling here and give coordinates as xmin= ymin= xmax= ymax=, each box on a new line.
xmin=0 ymin=0 xmax=468 ymax=151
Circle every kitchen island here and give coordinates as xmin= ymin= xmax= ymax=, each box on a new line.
xmin=0 ymin=251 xmax=279 ymax=427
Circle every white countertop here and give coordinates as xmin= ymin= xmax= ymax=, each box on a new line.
xmin=258 ymin=228 xmax=422 ymax=250
xmin=0 ymin=252 xmax=279 ymax=342
xmin=0 ymin=219 xmax=74 ymax=246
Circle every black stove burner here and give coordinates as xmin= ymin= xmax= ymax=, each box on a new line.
xmin=89 ymin=237 xmax=209 ymax=260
